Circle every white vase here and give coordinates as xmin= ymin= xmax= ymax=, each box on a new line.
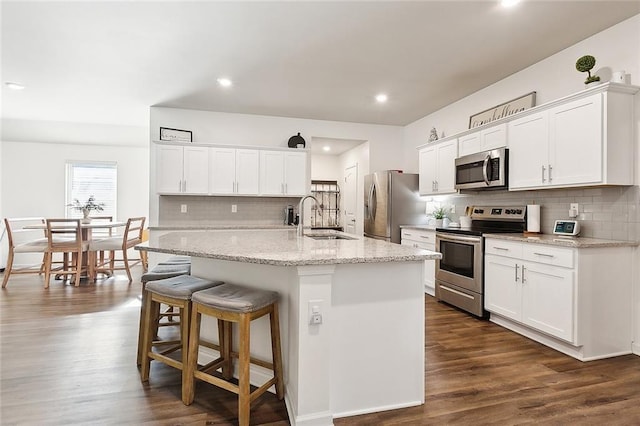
xmin=82 ymin=209 xmax=92 ymax=224
xmin=435 ymin=219 xmax=444 ymax=228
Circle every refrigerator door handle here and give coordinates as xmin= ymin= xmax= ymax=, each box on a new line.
xmin=370 ymin=183 xmax=377 ymax=220
xmin=365 ymin=183 xmax=373 ymax=219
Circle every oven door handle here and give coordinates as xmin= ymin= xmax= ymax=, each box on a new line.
xmin=482 ymin=154 xmax=491 ymax=186
xmin=436 ymin=233 xmax=482 ymax=244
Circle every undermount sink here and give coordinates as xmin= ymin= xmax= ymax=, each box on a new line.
xmin=305 ymin=233 xmax=356 ymax=241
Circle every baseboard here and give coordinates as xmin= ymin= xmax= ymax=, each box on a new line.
xmin=633 ymin=341 xmax=640 ymax=356
xmin=333 ymin=400 xmax=423 ymax=419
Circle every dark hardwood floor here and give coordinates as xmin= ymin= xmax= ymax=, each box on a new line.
xmin=2 ymin=269 xmax=639 ymax=425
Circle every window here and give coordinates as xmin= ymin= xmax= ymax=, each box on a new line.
xmin=65 ymin=161 xmax=117 ymax=219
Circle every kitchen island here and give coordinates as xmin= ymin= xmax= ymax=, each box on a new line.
xmin=137 ymin=229 xmax=441 ymax=426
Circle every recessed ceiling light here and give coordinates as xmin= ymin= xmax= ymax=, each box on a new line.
xmin=501 ymin=0 xmax=521 ymax=7
xmin=323 ymin=146 xmax=331 ymax=152
xmin=5 ymin=82 xmax=25 ymax=90
xmin=375 ymin=93 xmax=388 ymax=103
xmin=217 ymin=77 xmax=232 ymax=87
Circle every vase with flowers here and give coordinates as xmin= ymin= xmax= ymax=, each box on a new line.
xmin=67 ymin=195 xmax=105 ymax=223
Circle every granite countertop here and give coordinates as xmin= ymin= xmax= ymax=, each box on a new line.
xmin=137 ymin=229 xmax=441 ymax=266
xmin=483 ymin=233 xmax=639 ymax=248
xmin=149 ymin=224 xmax=294 ymax=230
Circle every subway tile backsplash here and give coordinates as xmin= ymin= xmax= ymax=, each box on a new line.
xmin=439 ymin=185 xmax=640 ymax=241
xmin=159 ymin=195 xmax=302 ymax=227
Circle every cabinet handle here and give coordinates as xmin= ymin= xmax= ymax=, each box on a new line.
xmin=515 ymin=263 xmax=519 ymax=282
xmin=179 ymin=180 xmax=182 ymax=192
xmin=183 ymin=180 xmax=187 ymax=192
xmin=432 ymin=181 xmax=435 ymax=192
xmin=493 ymin=247 xmax=509 ymax=251
xmin=548 ymin=165 xmax=553 ymax=182
xmin=521 ymin=265 xmax=526 ymax=283
xmin=533 ymin=252 xmax=555 ymax=258
xmin=435 ymin=181 xmax=439 ymax=191
xmin=285 ymin=183 xmax=288 ymax=194
xmin=541 ymin=165 xmax=546 ymax=183
xmin=420 ymin=235 xmax=431 ymax=239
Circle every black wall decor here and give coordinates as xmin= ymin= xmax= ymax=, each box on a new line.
xmin=288 ymin=132 xmax=306 ymax=148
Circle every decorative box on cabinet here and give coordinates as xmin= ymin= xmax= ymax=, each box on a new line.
xmin=401 ymin=228 xmax=436 ymax=295
xmin=458 ymin=123 xmax=507 ymax=157
xmin=484 ymin=237 xmax=633 ymax=361
xmin=418 ymin=139 xmax=457 ymax=195
xmin=209 ymin=148 xmax=260 ymax=195
xmin=156 ymin=144 xmax=209 ymax=194
xmin=509 ymin=84 xmax=637 ymax=191
xmin=260 ymin=150 xmax=307 ymax=196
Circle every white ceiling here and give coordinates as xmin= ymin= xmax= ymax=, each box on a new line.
xmin=2 ymin=1 xmax=639 ymax=129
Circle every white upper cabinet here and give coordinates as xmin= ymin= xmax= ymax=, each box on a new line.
xmin=157 ymin=145 xmax=209 ymax=194
xmin=418 ymin=139 xmax=457 ymax=195
xmin=210 ymin=148 xmax=259 ymax=195
xmin=260 ymin=150 xmax=307 ymax=196
xmin=458 ymin=123 xmax=507 ymax=157
xmin=509 ymin=86 xmax=636 ymax=191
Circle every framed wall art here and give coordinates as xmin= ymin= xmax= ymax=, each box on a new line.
xmin=159 ymin=127 xmax=193 ymax=142
xmin=469 ymin=92 xmax=536 ymax=129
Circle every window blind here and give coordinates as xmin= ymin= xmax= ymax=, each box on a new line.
xmin=65 ymin=161 xmax=118 ymax=219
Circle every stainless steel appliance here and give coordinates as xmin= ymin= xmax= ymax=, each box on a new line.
xmin=364 ymin=171 xmax=426 ymax=243
xmin=455 ymin=147 xmax=508 ymax=190
xmin=435 ymin=205 xmax=526 ymax=317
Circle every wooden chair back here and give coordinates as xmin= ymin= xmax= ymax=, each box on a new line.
xmin=91 ymin=215 xmax=114 ymax=237
xmin=122 ymin=217 xmax=146 ymax=250
xmin=3 ymin=217 xmax=46 ymax=248
xmin=45 ymin=219 xmax=83 ymax=253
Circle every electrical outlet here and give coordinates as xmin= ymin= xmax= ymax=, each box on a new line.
xmin=231 ymin=204 xmax=237 ymax=213
xmin=308 ymin=300 xmax=323 ymax=325
xmin=569 ymin=203 xmax=579 ymax=218
xmin=180 ymin=204 xmax=187 ymax=213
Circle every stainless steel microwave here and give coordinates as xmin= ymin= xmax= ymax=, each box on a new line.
xmin=454 ymin=147 xmax=508 ymax=190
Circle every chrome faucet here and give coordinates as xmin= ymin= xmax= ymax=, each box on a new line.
xmin=297 ymin=195 xmax=321 ymax=236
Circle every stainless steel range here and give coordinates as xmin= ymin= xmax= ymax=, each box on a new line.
xmin=435 ymin=205 xmax=527 ymax=317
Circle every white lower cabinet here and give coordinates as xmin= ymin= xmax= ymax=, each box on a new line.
xmin=484 ymin=237 xmax=633 ymax=361
xmin=401 ymin=228 xmax=436 ymax=295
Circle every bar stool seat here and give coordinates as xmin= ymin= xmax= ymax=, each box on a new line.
xmin=184 ymin=283 xmax=284 ymax=426
xmin=137 ymin=263 xmax=193 ymax=366
xmin=140 ymin=275 xmax=224 ymax=401
xmin=158 ymin=255 xmax=191 ymax=265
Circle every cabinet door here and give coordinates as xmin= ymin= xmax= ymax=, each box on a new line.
xmin=418 ymin=147 xmax=437 ymax=195
xmin=235 ymin=149 xmax=260 ymax=195
xmin=183 ymin=146 xmax=209 ymax=194
xmin=484 ymin=254 xmax=521 ymax=321
xmin=549 ymin=93 xmax=602 ymax=187
xmin=508 ymin=111 xmax=549 ymax=190
xmin=458 ymin=131 xmax=481 ymax=156
xmin=435 ymin=140 xmax=457 ymax=194
xmin=260 ymin=150 xmax=285 ymax=195
xmin=481 ymin=123 xmax=507 ymax=151
xmin=156 ymin=144 xmax=184 ymax=193
xmin=521 ymin=261 xmax=574 ymax=342
xmin=209 ymin=148 xmax=237 ymax=194
xmin=283 ymin=151 xmax=307 ymax=195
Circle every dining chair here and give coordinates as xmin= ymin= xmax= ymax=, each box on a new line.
xmin=44 ymin=218 xmax=86 ymax=288
xmin=2 ymin=217 xmax=48 ymax=288
xmin=88 ymin=217 xmax=146 ymax=283
xmin=90 ymin=215 xmax=113 ymax=267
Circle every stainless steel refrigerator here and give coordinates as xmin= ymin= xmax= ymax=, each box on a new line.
xmin=364 ymin=171 xmax=427 ymax=243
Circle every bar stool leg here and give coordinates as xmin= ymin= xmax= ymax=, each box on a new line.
xmin=238 ymin=313 xmax=251 ymax=426
xmin=184 ymin=306 xmax=201 ymax=405
xmin=221 ymin=320 xmax=233 ymax=380
xmin=270 ymin=304 xmax=285 ymax=400
xmin=136 ymin=282 xmax=148 ymax=367
xmin=180 ymin=302 xmax=191 ymax=402
xmin=140 ymin=294 xmax=159 ymax=382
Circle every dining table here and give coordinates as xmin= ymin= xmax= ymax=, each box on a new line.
xmin=24 ymin=220 xmax=127 ymax=280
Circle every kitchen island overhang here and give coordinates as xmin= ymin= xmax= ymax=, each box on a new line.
xmin=137 ymin=229 xmax=441 ymax=426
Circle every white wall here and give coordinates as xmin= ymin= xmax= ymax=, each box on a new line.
xmin=1 ymin=119 xmax=149 ymax=223
xmin=402 ymin=14 xmax=640 ymax=355
xmin=311 ymin=154 xmax=341 ymax=182
xmin=403 ymin=14 xmax=640 ymax=173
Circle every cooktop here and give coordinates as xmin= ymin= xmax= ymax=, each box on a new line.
xmin=436 ymin=205 xmax=527 ymax=236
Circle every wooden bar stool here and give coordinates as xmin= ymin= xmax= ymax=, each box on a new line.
xmin=136 ymin=263 xmax=192 ymax=366
xmin=140 ymin=275 xmax=224 ymax=399
xmin=184 ymin=283 xmax=284 ymax=426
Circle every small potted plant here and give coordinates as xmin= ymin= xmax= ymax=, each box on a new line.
xmin=431 ymin=206 xmax=450 ymax=228
xmin=67 ymin=195 xmax=105 ymax=223
xmin=576 ymin=55 xmax=601 ymax=87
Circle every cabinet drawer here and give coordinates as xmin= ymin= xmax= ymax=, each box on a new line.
xmin=401 ymin=229 xmax=435 ymax=243
xmin=484 ymin=239 xmax=522 ymax=258
xmin=522 ymin=244 xmax=573 ymax=268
